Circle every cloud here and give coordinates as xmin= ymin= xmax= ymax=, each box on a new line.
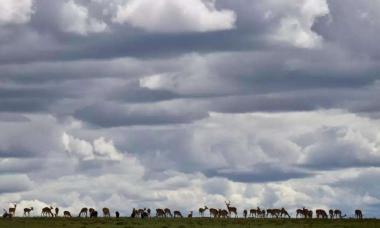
xmin=113 ymin=0 xmax=236 ymax=33
xmin=60 ymin=0 xmax=107 ymax=35
xmin=62 ymin=132 xmax=123 ymax=161
xmin=0 ymin=174 xmax=33 ymax=193
xmin=0 ymin=0 xmax=34 ymax=25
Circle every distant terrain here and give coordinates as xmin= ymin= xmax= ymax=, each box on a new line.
xmin=0 ymin=218 xmax=379 ymax=228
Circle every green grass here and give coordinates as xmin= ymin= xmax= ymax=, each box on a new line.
xmin=0 ymin=218 xmax=379 ymax=228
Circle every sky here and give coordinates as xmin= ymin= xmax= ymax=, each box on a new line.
xmin=1 ymin=0 xmax=380 ymax=218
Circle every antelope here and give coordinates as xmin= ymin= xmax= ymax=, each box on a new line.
xmin=307 ymin=210 xmax=313 ymax=218
xmin=79 ymin=207 xmax=88 ymax=217
xmin=355 ymin=209 xmax=363 ymax=219
xmin=55 ymin=207 xmax=59 ymax=217
xmin=243 ymin=209 xmax=247 ymax=218
xmin=8 ymin=204 xmax=16 ymax=217
xmin=280 ymin=208 xmax=290 ymax=218
xmin=23 ymin=207 xmax=33 ymax=217
xmin=131 ymin=208 xmax=137 ymax=218
xmin=249 ymin=208 xmax=258 ymax=218
xmin=334 ymin=209 xmax=346 ymax=219
xmin=41 ymin=207 xmax=54 ymax=217
xmin=63 ymin=211 xmax=72 ymax=217
xmin=209 ymin=208 xmax=219 ymax=218
xmin=173 ymin=210 xmax=183 ymax=218
xmin=141 ymin=209 xmax=149 ymax=219
xmin=199 ymin=206 xmax=208 ymax=217
xmin=3 ymin=209 xmax=12 ymax=218
xmin=103 ymin=208 xmax=111 ymax=217
xmin=156 ymin=208 xmax=165 ymax=218
xmin=225 ymin=201 xmax=237 ymax=218
xmin=115 ymin=211 xmax=120 ymax=218
xmin=188 ymin=211 xmax=193 ymax=218
xmin=90 ymin=209 xmax=98 ymax=218
xmin=329 ymin=209 xmax=334 ymax=219
xmin=164 ymin=208 xmax=173 ymax=218
xmin=218 ymin=209 xmax=229 ymax=218
xmin=296 ymin=208 xmax=308 ymax=218
xmin=316 ymin=209 xmax=328 ymax=219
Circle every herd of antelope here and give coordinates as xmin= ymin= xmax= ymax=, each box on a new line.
xmin=2 ymin=202 xmax=365 ymax=220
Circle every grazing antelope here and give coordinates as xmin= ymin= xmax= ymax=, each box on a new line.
xmin=103 ymin=208 xmax=111 ymax=217
xmin=3 ymin=209 xmax=12 ymax=218
xmin=243 ymin=209 xmax=247 ymax=218
xmin=199 ymin=206 xmax=208 ymax=217
xmin=249 ymin=208 xmax=258 ymax=218
xmin=156 ymin=208 xmax=165 ymax=218
xmin=55 ymin=207 xmax=59 ymax=217
xmin=218 ymin=209 xmax=229 ymax=218
xmin=173 ymin=210 xmax=183 ymax=218
xmin=209 ymin=208 xmax=219 ymax=218
xmin=225 ymin=201 xmax=237 ymax=218
xmin=141 ymin=209 xmax=149 ymax=219
xmin=164 ymin=208 xmax=173 ymax=218
xmin=329 ymin=209 xmax=334 ymax=219
xmin=355 ymin=209 xmax=363 ymax=219
xmin=90 ymin=210 xmax=98 ymax=218
xmin=41 ymin=207 xmax=54 ymax=217
xmin=296 ymin=208 xmax=309 ymax=218
xmin=316 ymin=209 xmax=328 ymax=219
xmin=188 ymin=211 xmax=193 ymax=218
xmin=334 ymin=209 xmax=345 ymax=219
xmin=79 ymin=207 xmax=88 ymax=217
xmin=280 ymin=208 xmax=290 ymax=218
xmin=63 ymin=211 xmax=72 ymax=218
xmin=8 ymin=204 xmax=16 ymax=217
xmin=23 ymin=207 xmax=33 ymax=217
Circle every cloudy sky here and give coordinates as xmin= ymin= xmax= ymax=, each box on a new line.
xmin=1 ymin=0 xmax=380 ymax=217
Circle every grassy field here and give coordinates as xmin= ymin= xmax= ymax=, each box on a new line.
xmin=0 ymin=218 xmax=379 ymax=228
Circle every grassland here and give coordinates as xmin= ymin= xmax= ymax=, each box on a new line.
xmin=0 ymin=218 xmax=379 ymax=228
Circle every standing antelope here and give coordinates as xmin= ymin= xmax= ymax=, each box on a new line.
xmin=218 ymin=209 xmax=228 ymax=218
xmin=103 ymin=208 xmax=111 ymax=217
xmin=64 ymin=211 xmax=72 ymax=217
xmin=329 ymin=209 xmax=334 ymax=219
xmin=225 ymin=201 xmax=237 ymax=218
xmin=188 ymin=211 xmax=193 ymax=218
xmin=173 ymin=210 xmax=183 ymax=218
xmin=55 ymin=207 xmax=59 ymax=217
xmin=41 ymin=207 xmax=54 ymax=217
xmin=355 ymin=209 xmax=363 ymax=219
xmin=24 ymin=207 xmax=33 ymax=217
xmin=79 ymin=207 xmax=88 ymax=217
xmin=8 ymin=204 xmax=16 ymax=217
xmin=199 ymin=206 xmax=208 ymax=217
xmin=243 ymin=209 xmax=247 ymax=218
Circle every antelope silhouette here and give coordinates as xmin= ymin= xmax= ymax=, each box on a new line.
xmin=199 ymin=206 xmax=208 ymax=217
xmin=355 ymin=209 xmax=363 ymax=219
xmin=8 ymin=204 xmax=16 ymax=217
xmin=225 ymin=201 xmax=237 ymax=218
xmin=103 ymin=208 xmax=111 ymax=217
xmin=173 ymin=210 xmax=183 ymax=218
xmin=79 ymin=208 xmax=88 ymax=217
xmin=23 ymin=207 xmax=33 ymax=217
xmin=41 ymin=207 xmax=54 ymax=217
xmin=63 ymin=211 xmax=72 ymax=217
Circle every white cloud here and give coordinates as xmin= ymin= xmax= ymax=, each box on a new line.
xmin=62 ymin=132 xmax=123 ymax=161
xmin=113 ymin=0 xmax=236 ymax=33
xmin=0 ymin=0 xmax=34 ymax=25
xmin=265 ymin=0 xmax=329 ymax=48
xmin=60 ymin=0 xmax=107 ymax=35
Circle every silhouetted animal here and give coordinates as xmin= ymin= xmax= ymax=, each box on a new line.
xmin=79 ymin=208 xmax=88 ymax=217
xmin=8 ymin=204 xmax=16 ymax=217
xmin=355 ymin=209 xmax=363 ymax=219
xmin=103 ymin=208 xmax=110 ymax=217
xmin=174 ymin=210 xmax=183 ymax=218
xmin=316 ymin=209 xmax=328 ymax=219
xmin=243 ymin=209 xmax=247 ymax=218
xmin=41 ymin=207 xmax=54 ymax=217
xmin=90 ymin=210 xmax=98 ymax=218
xmin=280 ymin=208 xmax=290 ymax=218
xmin=329 ymin=209 xmax=334 ymax=219
xmin=209 ymin=208 xmax=219 ymax=218
xmin=218 ymin=209 xmax=229 ymax=218
xmin=225 ymin=201 xmax=237 ymax=218
xmin=63 ymin=211 xmax=72 ymax=218
xmin=156 ymin=208 xmax=165 ymax=218
xmin=23 ymin=207 xmax=33 ymax=217
xmin=55 ymin=207 xmax=59 ymax=217
xmin=131 ymin=208 xmax=137 ymax=218
xmin=199 ymin=206 xmax=208 ymax=217
xmin=188 ymin=211 xmax=193 ymax=218
xmin=164 ymin=208 xmax=172 ymax=218
xmin=334 ymin=209 xmax=345 ymax=219
xmin=3 ymin=209 xmax=12 ymax=218
xmin=115 ymin=211 xmax=120 ymax=218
